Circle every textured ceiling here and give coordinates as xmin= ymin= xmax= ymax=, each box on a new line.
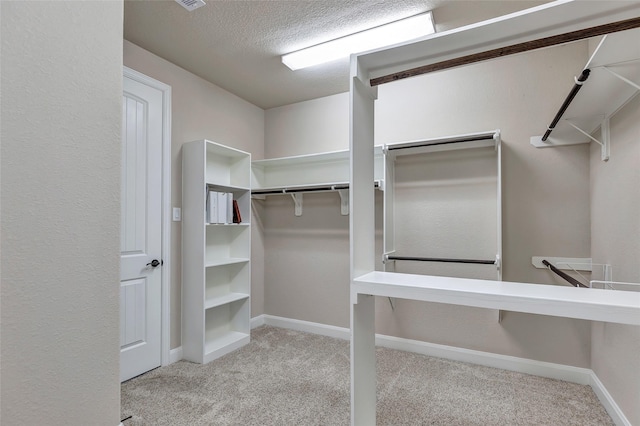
xmin=124 ymin=0 xmax=547 ymax=109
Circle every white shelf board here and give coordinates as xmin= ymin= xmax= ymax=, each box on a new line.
xmin=352 ymin=271 xmax=640 ymax=325
xmin=252 ymin=146 xmax=384 ymax=191
xmin=252 ymin=146 xmax=384 ymax=167
xmin=205 ymin=257 xmax=250 ymax=268
xmin=204 ymin=140 xmax=251 ymax=158
xmin=252 ymin=149 xmax=350 ymax=168
xmin=531 ymin=27 xmax=640 ymax=148
xmin=206 ymin=223 xmax=250 ymax=227
xmin=204 ymin=331 xmax=250 ymax=363
xmin=205 ymin=292 xmax=250 ymax=310
xmin=587 ymin=27 xmax=640 ymax=69
xmin=206 ymin=182 xmax=250 ymax=192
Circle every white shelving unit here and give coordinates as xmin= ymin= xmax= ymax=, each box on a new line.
xmin=182 ymin=140 xmax=251 ymax=364
xmin=530 ymin=27 xmax=640 ymax=159
xmin=251 ymin=147 xmax=384 ymax=216
xmin=381 ymin=131 xmax=502 ymax=280
xmin=380 ymin=131 xmax=503 ymax=318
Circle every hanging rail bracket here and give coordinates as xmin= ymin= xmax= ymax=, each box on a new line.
xmin=337 ymin=188 xmax=349 ymax=216
xmin=291 ymin=193 xmax=303 ymax=217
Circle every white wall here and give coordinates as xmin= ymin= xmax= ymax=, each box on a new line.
xmin=263 ymin=42 xmax=595 ymax=367
xmin=123 ymin=41 xmax=265 ymax=349
xmin=590 ymin=94 xmax=640 ymax=425
xmin=1 ymin=1 xmax=122 ymax=424
xmin=392 ymin=147 xmax=498 ymax=280
xmin=265 ymin=93 xmax=349 ymax=158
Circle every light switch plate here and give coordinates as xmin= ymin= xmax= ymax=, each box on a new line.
xmin=173 ymin=207 xmax=181 ymax=222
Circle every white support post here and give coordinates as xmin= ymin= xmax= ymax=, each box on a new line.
xmin=351 ymin=292 xmax=376 ymax=426
xmin=338 ymin=189 xmax=349 ymax=216
xmin=601 ymin=117 xmax=610 ymax=162
xmin=350 ymin=53 xmax=378 ymax=426
xmin=291 ymin=193 xmax=303 ymax=216
xmin=495 ymin=133 xmax=503 ymax=323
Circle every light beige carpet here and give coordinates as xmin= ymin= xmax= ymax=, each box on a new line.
xmin=121 ymin=326 xmax=613 ymax=425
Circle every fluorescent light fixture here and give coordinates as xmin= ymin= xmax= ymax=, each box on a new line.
xmin=175 ymin=0 xmax=206 ymax=12
xmin=282 ymin=12 xmax=435 ymax=70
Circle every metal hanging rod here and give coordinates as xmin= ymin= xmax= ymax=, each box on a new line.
xmin=542 ymin=259 xmax=588 ymax=288
xmin=541 ymin=69 xmax=591 ymax=142
xmin=385 ymin=133 xmax=497 ymax=152
xmin=386 ymin=255 xmax=496 ymax=265
xmin=252 ymin=181 xmax=380 ymax=196
xmin=252 ymin=185 xmax=348 ymax=195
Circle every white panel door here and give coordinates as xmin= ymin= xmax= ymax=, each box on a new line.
xmin=120 ymin=74 xmax=163 ymax=382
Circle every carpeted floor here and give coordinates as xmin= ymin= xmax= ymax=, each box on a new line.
xmin=121 ymin=326 xmax=613 ymax=425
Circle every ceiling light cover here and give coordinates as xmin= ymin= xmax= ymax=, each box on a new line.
xmin=282 ymin=12 xmax=435 ymax=71
xmin=175 ymin=0 xmax=206 ymax=12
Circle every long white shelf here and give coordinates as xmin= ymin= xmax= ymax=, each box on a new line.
xmin=205 ymin=292 xmax=250 ymax=310
xmin=353 ymin=271 xmax=640 ymax=325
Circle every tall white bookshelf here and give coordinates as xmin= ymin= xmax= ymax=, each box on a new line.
xmin=182 ymin=140 xmax=251 ymax=364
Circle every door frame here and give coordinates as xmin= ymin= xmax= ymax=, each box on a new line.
xmin=123 ymin=66 xmax=172 ymax=366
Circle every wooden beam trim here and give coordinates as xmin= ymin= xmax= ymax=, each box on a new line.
xmin=370 ymin=16 xmax=640 ymax=87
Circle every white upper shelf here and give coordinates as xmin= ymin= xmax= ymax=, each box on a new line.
xmin=532 ymin=27 xmax=640 ymax=148
xmin=251 ymin=146 xmax=384 ymax=192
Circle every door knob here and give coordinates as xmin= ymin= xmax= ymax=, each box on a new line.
xmin=146 ymin=259 xmax=163 ymax=268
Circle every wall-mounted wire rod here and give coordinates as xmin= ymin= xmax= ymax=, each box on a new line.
xmin=387 ymin=255 xmax=495 ymax=265
xmin=541 ymin=69 xmax=591 ymax=141
xmin=542 ymin=259 xmax=588 ymax=288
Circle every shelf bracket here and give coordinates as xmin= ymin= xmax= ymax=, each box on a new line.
xmin=602 ymin=66 xmax=640 ymax=91
xmin=291 ymin=193 xmax=303 ymax=216
xmin=565 ymin=119 xmax=610 ymax=161
xmin=532 ymin=256 xmax=593 ymax=271
xmin=337 ymin=188 xmax=349 ymax=216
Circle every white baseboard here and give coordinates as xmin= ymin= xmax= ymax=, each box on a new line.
xmin=261 ymin=314 xmax=351 ymax=340
xmin=169 ymin=346 xmax=183 ymax=364
xmin=251 ymin=314 xmax=266 ymax=329
xmin=200 ymin=314 xmax=630 ymax=425
xmin=261 ymin=315 xmax=592 ymax=385
xmin=260 ymin=315 xmax=632 ymax=425
xmin=589 ymin=371 xmax=631 ymax=426
xmin=375 ymin=334 xmax=592 ymax=385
